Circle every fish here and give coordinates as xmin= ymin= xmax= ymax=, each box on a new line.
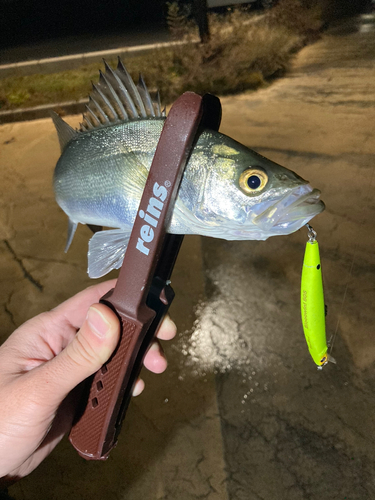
xmin=52 ymin=58 xmax=325 ymax=278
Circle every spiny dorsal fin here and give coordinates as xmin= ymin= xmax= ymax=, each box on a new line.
xmin=137 ymin=73 xmax=155 ymax=117
xmin=80 ymin=58 xmax=166 ymax=132
xmin=50 ymin=111 xmax=79 ymax=152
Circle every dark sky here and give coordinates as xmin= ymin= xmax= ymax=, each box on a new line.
xmin=0 ymin=0 xmax=167 ymax=48
xmin=1 ymin=0 xmax=372 ymax=50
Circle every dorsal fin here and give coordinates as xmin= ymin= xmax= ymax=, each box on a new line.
xmin=80 ymin=58 xmax=166 ymax=132
xmin=50 ymin=111 xmax=79 ymax=152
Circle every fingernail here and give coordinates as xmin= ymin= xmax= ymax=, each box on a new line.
xmin=87 ymin=306 xmax=111 ymax=338
xmin=164 ymin=316 xmax=177 ymax=330
xmin=149 ymin=342 xmax=159 ymax=352
xmin=132 ymin=379 xmax=145 ymax=397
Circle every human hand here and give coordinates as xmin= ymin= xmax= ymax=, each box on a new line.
xmin=0 ymin=280 xmax=176 ymax=483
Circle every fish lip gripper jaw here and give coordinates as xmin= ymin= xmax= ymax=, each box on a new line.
xmin=68 ymin=92 xmax=222 ymax=460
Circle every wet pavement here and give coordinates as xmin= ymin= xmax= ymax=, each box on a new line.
xmin=1 ymin=13 xmax=375 ymax=500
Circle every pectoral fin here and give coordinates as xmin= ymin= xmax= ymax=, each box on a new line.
xmin=88 ymin=228 xmax=132 ymax=278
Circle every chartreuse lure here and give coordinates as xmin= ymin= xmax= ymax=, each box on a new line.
xmin=301 ymin=225 xmax=334 ymax=368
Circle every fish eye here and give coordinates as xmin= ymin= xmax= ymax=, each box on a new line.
xmin=239 ymin=169 xmax=268 ymax=194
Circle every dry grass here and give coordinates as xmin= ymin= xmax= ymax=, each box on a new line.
xmin=0 ymin=57 xmax=156 ymax=110
xmin=156 ymin=9 xmax=303 ymax=101
xmin=0 ymin=1 xmax=327 ymax=112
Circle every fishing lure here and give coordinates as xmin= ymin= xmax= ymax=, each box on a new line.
xmin=301 ymin=225 xmax=334 ymax=368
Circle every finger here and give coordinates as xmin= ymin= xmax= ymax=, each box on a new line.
xmin=29 ymin=304 xmax=120 ymax=408
xmin=143 ymin=341 xmax=167 ymax=374
xmin=156 ymin=315 xmax=177 ymax=341
xmin=52 ymin=280 xmax=117 ymax=330
xmin=132 ymin=379 xmax=145 ymax=397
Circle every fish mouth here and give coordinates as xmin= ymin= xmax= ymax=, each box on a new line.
xmin=253 ymin=185 xmax=325 ymax=235
xmin=273 ymin=188 xmax=324 ymax=228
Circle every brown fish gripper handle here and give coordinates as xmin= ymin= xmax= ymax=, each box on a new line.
xmin=69 ymin=92 xmax=222 ymax=460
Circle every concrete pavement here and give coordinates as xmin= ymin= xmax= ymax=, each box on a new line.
xmin=199 ymin=13 xmax=375 ymax=500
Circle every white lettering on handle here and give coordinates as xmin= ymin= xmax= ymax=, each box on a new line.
xmin=135 ymin=182 xmax=169 ymax=255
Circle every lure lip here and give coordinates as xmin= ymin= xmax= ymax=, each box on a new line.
xmin=327 ymin=353 xmax=336 ymax=364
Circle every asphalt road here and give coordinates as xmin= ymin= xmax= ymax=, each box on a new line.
xmin=0 ymin=24 xmax=170 ymax=65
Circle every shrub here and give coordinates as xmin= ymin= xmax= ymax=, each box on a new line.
xmin=153 ymin=6 xmax=303 ymax=102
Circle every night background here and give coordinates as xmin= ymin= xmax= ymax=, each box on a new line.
xmin=1 ymin=0 xmax=371 ymax=51
xmin=0 ymin=0 xmax=167 ymax=49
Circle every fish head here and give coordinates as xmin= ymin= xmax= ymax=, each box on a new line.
xmin=191 ymin=133 xmax=325 ymax=240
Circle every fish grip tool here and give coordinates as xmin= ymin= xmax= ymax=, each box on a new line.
xmin=69 ymin=92 xmax=222 ymax=460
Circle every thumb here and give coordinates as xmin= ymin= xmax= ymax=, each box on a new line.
xmin=37 ymin=304 xmax=120 ymax=407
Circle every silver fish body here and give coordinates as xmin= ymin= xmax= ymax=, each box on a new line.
xmin=54 ymin=119 xmax=165 ymax=231
xmin=55 ymin=118 xmax=323 ymax=234
xmin=52 ymin=60 xmax=324 ymax=277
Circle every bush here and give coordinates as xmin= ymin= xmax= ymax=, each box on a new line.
xmin=153 ymin=6 xmax=304 ymax=102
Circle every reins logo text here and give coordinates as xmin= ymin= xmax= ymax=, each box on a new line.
xmin=136 ymin=182 xmax=168 ymax=256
